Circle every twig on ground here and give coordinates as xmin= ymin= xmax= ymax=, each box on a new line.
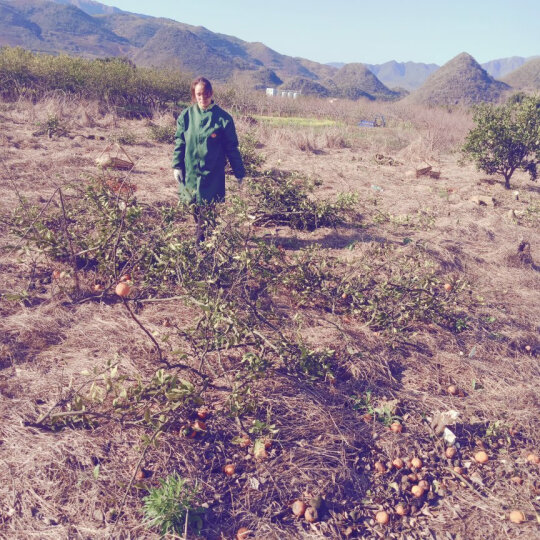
xmin=121 ymin=298 xmax=163 ymax=362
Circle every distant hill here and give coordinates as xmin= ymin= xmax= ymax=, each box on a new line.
xmin=481 ymin=56 xmax=532 ymax=79
xmin=366 ymin=61 xmax=439 ymax=91
xmin=341 ymin=57 xmax=538 ymax=91
xmin=327 ymin=63 xmax=399 ymax=101
xmin=0 ymin=0 xmax=129 ymax=55
xmin=131 ymin=25 xmax=253 ymax=80
xmin=232 ymin=68 xmax=283 ymax=90
xmin=502 ymin=58 xmax=540 ymax=92
xmin=53 ymin=0 xmax=123 ymax=15
xmin=243 ymin=42 xmax=318 ymax=80
xmin=282 ymin=77 xmax=331 ymax=98
xmin=296 ymin=58 xmax=337 ymax=81
xmin=405 ymin=52 xmax=510 ymax=106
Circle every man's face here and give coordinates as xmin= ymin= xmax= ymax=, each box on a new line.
xmin=195 ymin=83 xmax=212 ymax=109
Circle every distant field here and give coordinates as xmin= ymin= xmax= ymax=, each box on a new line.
xmin=252 ymin=114 xmax=342 ymax=127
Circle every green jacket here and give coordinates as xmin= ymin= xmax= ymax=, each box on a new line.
xmin=172 ymin=103 xmax=245 ymax=204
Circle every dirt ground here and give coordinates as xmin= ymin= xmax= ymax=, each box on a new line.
xmin=0 ymin=97 xmax=539 ymax=539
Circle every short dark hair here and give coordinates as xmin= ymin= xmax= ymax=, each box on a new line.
xmin=190 ymin=77 xmax=213 ymax=102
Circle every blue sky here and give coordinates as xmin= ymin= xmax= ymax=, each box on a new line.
xmin=107 ymin=0 xmax=539 ymax=65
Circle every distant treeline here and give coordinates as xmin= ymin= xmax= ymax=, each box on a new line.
xmin=0 ymin=47 xmax=191 ymax=112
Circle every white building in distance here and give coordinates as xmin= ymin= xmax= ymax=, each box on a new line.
xmin=266 ymin=88 xmax=301 ymax=99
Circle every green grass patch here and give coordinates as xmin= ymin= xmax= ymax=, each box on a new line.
xmin=253 ymin=115 xmax=341 ymax=128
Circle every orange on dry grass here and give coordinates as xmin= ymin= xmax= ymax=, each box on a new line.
xmin=375 ymin=510 xmax=390 ymax=525
xmin=236 ymin=527 xmax=251 ymax=539
xmin=304 ymin=507 xmax=318 ymax=523
xmin=238 ymin=434 xmax=251 ymax=448
xmin=395 ymin=503 xmax=409 ymax=516
xmin=474 ymin=451 xmax=489 ymax=464
xmin=418 ymin=479 xmax=429 ymax=490
xmin=291 ymin=499 xmax=306 ymax=517
xmin=509 ymin=510 xmax=525 ymax=524
xmin=115 ymin=281 xmax=131 ymax=297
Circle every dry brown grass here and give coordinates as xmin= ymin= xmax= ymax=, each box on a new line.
xmin=0 ymin=95 xmax=538 ymax=539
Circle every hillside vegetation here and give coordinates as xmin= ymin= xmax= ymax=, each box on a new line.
xmin=0 ymin=52 xmax=539 ymax=540
xmin=502 ymin=58 xmax=540 ymax=92
xmin=0 ymin=47 xmax=190 ymax=111
xmin=327 ymin=63 xmax=399 ymax=101
xmin=406 ymin=53 xmax=511 ymax=107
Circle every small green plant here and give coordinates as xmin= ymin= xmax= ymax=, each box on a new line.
xmin=520 ymin=200 xmax=540 ymax=228
xmin=351 ymin=391 xmax=401 ymax=426
xmin=248 ymin=418 xmax=279 ymax=438
xmin=142 ymin=473 xmax=204 ymax=536
xmin=113 ymin=129 xmax=138 ymax=145
xmin=33 ymin=114 xmax=68 ymax=138
xmin=294 ymin=346 xmax=335 ymax=380
xmin=485 ymin=420 xmax=509 ymax=442
xmin=148 ymin=124 xmax=175 ymax=144
xmin=226 ymin=384 xmax=258 ymax=417
xmin=351 ymin=390 xmax=375 ymax=413
xmin=373 ymin=403 xmax=401 ymax=426
xmin=241 ymin=351 xmax=271 ymax=379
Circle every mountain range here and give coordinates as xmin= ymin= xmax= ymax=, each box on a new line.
xmin=1 ymin=0 xmax=538 ymax=105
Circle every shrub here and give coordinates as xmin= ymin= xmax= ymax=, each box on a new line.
xmin=112 ymin=129 xmax=138 ymax=145
xmin=246 ymin=169 xmax=357 ymax=230
xmin=148 ymin=123 xmax=175 ymax=144
xmin=461 ymin=95 xmax=540 ymax=188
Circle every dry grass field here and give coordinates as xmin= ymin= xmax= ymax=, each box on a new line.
xmin=0 ymin=93 xmax=539 ymax=539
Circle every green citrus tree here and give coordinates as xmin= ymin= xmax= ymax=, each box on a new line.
xmin=461 ymin=95 xmax=540 ymax=189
